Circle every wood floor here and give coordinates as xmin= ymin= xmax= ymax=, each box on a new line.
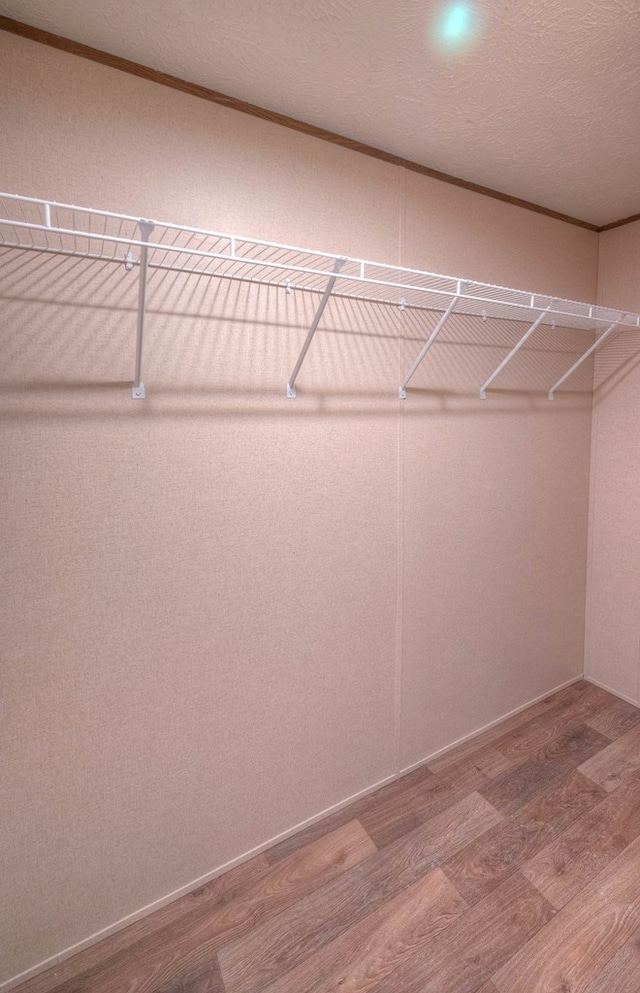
xmin=14 ymin=679 xmax=640 ymax=993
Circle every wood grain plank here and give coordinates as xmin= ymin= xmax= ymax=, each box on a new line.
xmin=583 ymin=926 xmax=640 ymax=993
xmin=477 ymin=985 xmax=500 ymax=993
xmin=579 ymin=723 xmax=640 ymax=791
xmin=416 ymin=789 xmax=504 ymax=861
xmin=521 ymin=776 xmax=640 ymax=909
xmin=478 ymin=757 xmax=565 ymax=816
xmin=218 ymin=792 xmax=502 ymax=993
xmin=367 ymin=873 xmax=555 ymax=993
xmin=479 ymin=724 xmax=610 ymax=815
xmin=463 ymin=744 xmax=515 ymax=778
xmin=491 ymin=686 xmax=612 ymax=763
xmin=426 ymin=681 xmax=598 ymax=774
xmin=252 ymin=869 xmax=467 ymax=993
xmin=265 ymin=765 xmax=434 ymax=864
xmin=44 ymin=820 xmax=375 ymax=993
xmin=269 ymin=683 xmax=606 ymax=864
xmin=492 ymin=834 xmax=640 ymax=993
xmin=585 ymin=697 xmax=640 ymax=741
xmin=12 ymin=855 xmax=270 ymax=993
xmin=358 ymin=758 xmax=489 ymax=848
xmin=155 ymin=959 xmax=225 ymax=993
xmin=443 ymin=770 xmax=607 ymax=905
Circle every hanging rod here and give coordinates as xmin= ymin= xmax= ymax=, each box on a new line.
xmin=2 ymin=190 xmax=639 ymax=400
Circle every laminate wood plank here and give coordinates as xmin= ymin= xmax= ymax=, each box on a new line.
xmin=521 ymin=776 xmax=640 ymax=909
xmin=155 ymin=959 xmax=225 ymax=993
xmin=578 ymin=723 xmax=640 ymax=791
xmin=252 ymin=869 xmax=467 ymax=993
xmin=268 ymin=683 xmax=598 ymax=861
xmin=265 ymin=765 xmax=435 ymax=864
xmin=462 ymin=744 xmax=516 ymax=778
xmin=260 ymin=808 xmax=358 ymax=865
xmin=13 ymin=855 xmax=270 ymax=993
xmin=478 ymin=756 xmax=563 ymax=815
xmin=491 ymin=686 xmax=612 ymax=763
xmin=427 ymin=727 xmax=541 ymax=776
xmin=13 ymin=681 xmax=633 ymax=993
xmin=44 ymin=820 xmax=375 ymax=993
xmin=426 ymin=681 xmax=598 ymax=774
xmin=479 ymin=724 xmax=609 ymax=816
xmin=358 ymin=759 xmax=490 ymax=848
xmin=366 ymin=873 xmax=555 ymax=993
xmin=218 ymin=792 xmax=502 ymax=993
xmin=492 ymin=834 xmax=640 ymax=993
xmin=442 ymin=770 xmax=607 ymax=905
xmin=585 ymin=697 xmax=640 ymax=741
xmin=583 ymin=925 xmax=640 ymax=993
xmin=415 ymin=788 xmax=504 ymax=860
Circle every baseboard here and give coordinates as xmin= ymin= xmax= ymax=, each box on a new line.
xmin=583 ymin=673 xmax=639 ymax=707
xmin=398 ymin=673 xmax=584 ymax=776
xmin=0 ymin=670 xmax=586 ymax=993
xmin=0 ymin=769 xmax=399 ymax=993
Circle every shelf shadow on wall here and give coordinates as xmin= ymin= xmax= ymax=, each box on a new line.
xmin=2 ymin=248 xmax=639 ymax=416
xmin=0 ymin=380 xmax=595 ymax=423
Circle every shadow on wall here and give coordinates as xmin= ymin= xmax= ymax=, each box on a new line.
xmin=592 ymin=328 xmax=640 ymax=402
xmin=1 ymin=247 xmax=637 ymax=417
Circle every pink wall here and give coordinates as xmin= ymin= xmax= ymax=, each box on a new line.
xmin=0 ymin=31 xmax=599 ymax=987
xmin=585 ymin=222 xmax=640 ymax=702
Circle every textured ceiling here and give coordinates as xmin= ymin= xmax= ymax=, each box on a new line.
xmin=1 ymin=0 xmax=639 ymax=225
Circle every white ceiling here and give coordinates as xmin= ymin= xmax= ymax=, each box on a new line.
xmin=2 ymin=0 xmax=640 ymax=226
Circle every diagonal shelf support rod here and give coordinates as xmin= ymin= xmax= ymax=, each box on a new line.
xmin=548 ymin=319 xmax=621 ymax=400
xmin=399 ymin=292 xmax=460 ymax=399
xmin=479 ymin=305 xmax=553 ymax=399
xmin=132 ymin=220 xmax=155 ymax=399
xmin=286 ymin=257 xmax=346 ymax=398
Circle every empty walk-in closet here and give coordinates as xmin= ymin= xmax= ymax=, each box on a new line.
xmin=2 ymin=3 xmax=640 ymax=991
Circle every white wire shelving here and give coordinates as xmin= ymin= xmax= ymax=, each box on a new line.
xmin=1 ymin=191 xmax=638 ymax=400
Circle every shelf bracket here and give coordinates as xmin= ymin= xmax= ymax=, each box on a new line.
xmin=286 ymin=257 xmax=346 ymax=398
xmin=131 ymin=220 xmax=155 ymax=399
xmin=548 ymin=319 xmax=621 ymax=400
xmin=479 ymin=305 xmax=552 ymax=399
xmin=398 ymin=294 xmax=460 ymax=399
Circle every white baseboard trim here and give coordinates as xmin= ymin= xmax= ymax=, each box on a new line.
xmin=583 ymin=673 xmax=639 ymax=708
xmin=0 ymin=771 xmax=398 ymax=993
xmin=398 ymin=673 xmax=584 ymax=776
xmin=0 ymin=670 xmax=587 ymax=993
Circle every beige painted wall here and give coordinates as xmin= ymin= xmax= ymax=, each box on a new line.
xmin=585 ymin=222 xmax=640 ymax=703
xmin=1 ymin=31 xmax=599 ymax=986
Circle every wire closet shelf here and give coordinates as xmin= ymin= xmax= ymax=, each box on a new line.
xmin=1 ymin=191 xmax=638 ymax=400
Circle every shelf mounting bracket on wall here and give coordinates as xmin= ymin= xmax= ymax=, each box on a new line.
xmin=132 ymin=219 xmax=155 ymax=400
xmin=286 ymin=257 xmax=346 ymax=398
xmin=479 ymin=305 xmax=553 ymax=399
xmin=398 ymin=291 xmax=461 ymax=399
xmin=2 ymin=192 xmax=640 ymax=403
xmin=548 ymin=318 xmax=622 ymax=400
